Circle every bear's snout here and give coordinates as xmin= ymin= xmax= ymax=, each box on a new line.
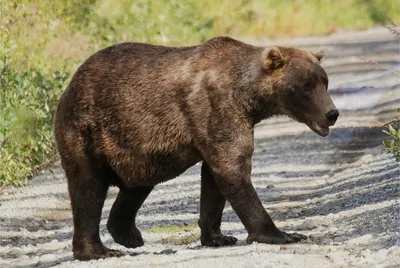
xmin=325 ymin=109 xmax=339 ymax=124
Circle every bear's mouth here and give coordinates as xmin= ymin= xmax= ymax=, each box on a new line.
xmin=309 ymin=122 xmax=329 ymax=137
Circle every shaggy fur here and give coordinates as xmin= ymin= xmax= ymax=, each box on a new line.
xmin=54 ymin=37 xmax=338 ymax=260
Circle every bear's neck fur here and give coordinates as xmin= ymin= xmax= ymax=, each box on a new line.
xmin=195 ymin=37 xmax=285 ymax=126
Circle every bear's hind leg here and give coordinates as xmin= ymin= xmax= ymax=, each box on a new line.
xmin=107 ymin=186 xmax=153 ymax=248
xmin=66 ymin=160 xmax=123 ymax=260
xmin=199 ymin=162 xmax=238 ymax=247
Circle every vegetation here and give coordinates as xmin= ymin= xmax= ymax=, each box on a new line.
xmin=160 ymin=233 xmax=200 ymax=246
xmin=147 ymin=222 xmax=198 ymax=233
xmin=1 ymin=0 xmax=399 ymax=186
xmin=148 ymin=222 xmax=200 ymax=245
xmin=383 ymin=112 xmax=400 ymax=162
xmin=360 ymin=24 xmax=400 ymax=162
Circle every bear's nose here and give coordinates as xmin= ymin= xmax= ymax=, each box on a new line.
xmin=326 ymin=109 xmax=339 ymax=122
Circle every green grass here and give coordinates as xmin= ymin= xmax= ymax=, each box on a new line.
xmin=147 ymin=222 xmax=198 ymax=233
xmin=148 ymin=222 xmax=200 ymax=245
xmin=160 ymin=233 xmax=201 ymax=245
xmin=1 ymin=0 xmax=399 ymax=186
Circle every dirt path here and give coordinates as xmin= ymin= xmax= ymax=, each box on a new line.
xmin=1 ymin=27 xmax=399 ymax=268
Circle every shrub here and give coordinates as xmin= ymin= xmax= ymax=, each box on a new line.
xmin=383 ymin=111 xmax=400 ymax=162
xmin=0 ymin=55 xmax=69 ymax=186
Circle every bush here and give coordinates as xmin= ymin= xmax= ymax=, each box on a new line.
xmin=0 ymin=55 xmax=69 ymax=186
xmin=383 ymin=111 xmax=400 ymax=162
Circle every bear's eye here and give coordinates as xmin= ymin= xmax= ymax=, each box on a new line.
xmin=321 ymin=77 xmax=329 ymax=87
xmin=304 ymin=81 xmax=314 ymax=91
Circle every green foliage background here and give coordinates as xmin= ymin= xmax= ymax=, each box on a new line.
xmin=1 ymin=0 xmax=399 ymax=186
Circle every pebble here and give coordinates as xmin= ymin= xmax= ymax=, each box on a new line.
xmin=294 ymin=247 xmax=309 ymax=254
xmin=10 ymin=256 xmax=39 ymax=267
xmin=360 ymin=154 xmax=374 ymax=163
xmin=309 ymin=233 xmax=324 ymax=242
xmin=296 ymin=219 xmax=317 ymax=231
xmin=388 ymin=247 xmax=400 ymax=257
xmin=287 ymin=211 xmax=299 ymax=218
xmin=310 ymin=198 xmax=320 ymax=204
xmin=334 ymin=236 xmax=347 ymax=243
xmin=321 ymin=238 xmax=334 ymax=245
xmin=319 ymin=218 xmax=332 ymax=227
xmin=7 ymin=247 xmax=24 ymax=258
xmin=156 ymin=249 xmax=177 ymax=255
xmin=38 ymin=240 xmax=65 ymax=254
xmin=185 ymin=207 xmax=198 ymax=213
xmin=39 ymin=253 xmax=57 ymax=264
xmin=348 ymin=234 xmax=373 ymax=246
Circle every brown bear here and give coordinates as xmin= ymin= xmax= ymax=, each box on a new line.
xmin=54 ymin=36 xmax=339 ymax=261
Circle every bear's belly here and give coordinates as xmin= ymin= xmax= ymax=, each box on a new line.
xmin=109 ymin=146 xmax=203 ymax=188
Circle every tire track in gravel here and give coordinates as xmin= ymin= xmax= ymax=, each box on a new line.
xmin=1 ymin=27 xmax=399 ymax=268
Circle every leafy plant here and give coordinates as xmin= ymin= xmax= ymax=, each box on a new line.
xmin=0 ymin=55 xmax=69 ymax=186
xmin=382 ymin=110 xmax=400 ymax=161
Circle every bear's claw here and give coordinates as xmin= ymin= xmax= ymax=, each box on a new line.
xmin=247 ymin=231 xmax=308 ymax=244
xmin=202 ymin=234 xmax=238 ymax=247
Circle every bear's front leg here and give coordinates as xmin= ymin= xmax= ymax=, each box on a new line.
xmin=201 ymin=131 xmax=307 ymax=245
xmin=199 ymin=162 xmax=238 ymax=247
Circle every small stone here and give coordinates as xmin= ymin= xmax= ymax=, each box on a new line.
xmin=294 ymin=247 xmax=309 ymax=254
xmin=334 ymin=236 xmax=347 ymax=243
xmin=266 ymin=184 xmax=275 ymax=189
xmin=388 ymin=247 xmax=400 ymax=257
xmin=296 ymin=219 xmax=317 ymax=231
xmin=279 ymin=245 xmax=295 ymax=251
xmin=348 ymin=234 xmax=373 ymax=246
xmin=156 ymin=249 xmax=177 ymax=255
xmin=309 ymin=234 xmax=324 ymax=242
xmin=329 ymin=227 xmax=338 ymax=234
xmin=287 ymin=211 xmax=299 ymax=218
xmin=11 ymin=256 xmax=39 ymax=267
xmin=185 ymin=207 xmax=198 ymax=213
xmin=321 ymin=238 xmax=333 ymax=245
xmin=7 ymin=247 xmax=24 ymax=258
xmin=39 ymin=254 xmax=57 ymax=264
xmin=319 ymin=218 xmax=332 ymax=227
xmin=38 ymin=241 xmax=64 ymax=254
xmin=311 ymin=198 xmax=320 ymax=204
xmin=360 ymin=154 xmax=374 ymax=163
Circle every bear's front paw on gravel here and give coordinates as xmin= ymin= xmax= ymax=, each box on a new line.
xmin=201 ymin=234 xmax=238 ymax=247
xmin=108 ymin=224 xmax=145 ymax=248
xmin=74 ymin=247 xmax=124 ymax=261
xmin=246 ymin=231 xmax=308 ymax=244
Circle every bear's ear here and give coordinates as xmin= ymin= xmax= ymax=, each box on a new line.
xmin=312 ymin=50 xmax=325 ymax=62
xmin=262 ymin=47 xmax=285 ymax=70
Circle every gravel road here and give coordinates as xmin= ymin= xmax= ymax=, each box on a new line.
xmin=1 ymin=27 xmax=399 ymax=268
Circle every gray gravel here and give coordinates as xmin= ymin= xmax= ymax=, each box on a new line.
xmin=1 ymin=27 xmax=400 ymax=268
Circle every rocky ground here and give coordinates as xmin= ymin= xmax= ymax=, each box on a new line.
xmin=1 ymin=27 xmax=399 ymax=268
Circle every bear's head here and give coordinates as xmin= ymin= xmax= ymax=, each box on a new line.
xmin=262 ymin=46 xmax=338 ymax=137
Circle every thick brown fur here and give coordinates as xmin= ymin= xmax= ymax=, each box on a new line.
xmin=54 ymin=37 xmax=338 ymax=260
